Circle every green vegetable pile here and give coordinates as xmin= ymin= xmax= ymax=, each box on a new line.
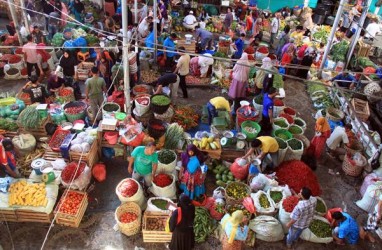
xmin=316 ymin=199 xmax=327 ymax=214
xmin=294 ymin=118 xmax=305 ymax=127
xmin=330 ymin=40 xmax=349 ymax=62
xmin=270 ymin=191 xmax=283 ymax=204
xmin=357 ymin=57 xmax=375 ymax=68
xmin=254 ymin=95 xmax=263 ymax=105
xmin=194 ymin=207 xmax=215 ymax=243
xmin=51 ymin=33 xmax=64 ymax=47
xmin=152 ymin=95 xmax=171 ymax=106
xmin=103 ymin=103 xmax=119 ymax=112
xmin=164 ymin=123 xmax=184 ymax=150
xmin=288 ymin=125 xmax=303 ymax=135
xmin=158 ymin=149 xmax=176 ymax=164
xmin=151 ymin=199 xmax=168 ymax=210
xmin=259 ymin=193 xmax=270 ymax=208
xmin=276 ymin=138 xmax=287 ymax=149
xmin=0 ymin=118 xmax=18 ymax=131
xmin=309 ymin=219 xmax=332 ymax=238
xmin=275 ymin=131 xmax=290 ymax=141
xmin=85 ymin=34 xmax=100 ymax=46
xmin=17 ymin=105 xmax=42 ymax=129
xmin=274 ymin=119 xmax=288 ymax=128
xmin=226 ymin=204 xmax=251 ymax=218
xmin=288 ymin=138 xmax=303 ymax=150
xmin=214 ymin=52 xmax=228 ymax=58
xmin=312 ymin=28 xmax=330 ymax=44
xmin=307 ymin=82 xmax=328 ymax=94
xmin=226 ymin=182 xmax=249 ymax=199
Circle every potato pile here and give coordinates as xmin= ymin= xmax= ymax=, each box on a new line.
xmin=8 ymin=180 xmax=48 ymax=207
xmin=146 ymin=217 xmax=167 ymax=231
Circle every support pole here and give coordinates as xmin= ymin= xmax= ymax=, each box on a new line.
xmin=19 ymin=0 xmax=30 ymax=35
xmin=122 ymin=0 xmax=130 ymax=114
xmin=319 ymin=0 xmax=347 ymax=73
xmin=154 ymin=0 xmax=157 ymax=61
xmin=134 ymin=0 xmax=138 ymax=24
xmin=345 ymin=1 xmax=371 ymax=69
xmin=7 ymin=0 xmax=23 ymax=45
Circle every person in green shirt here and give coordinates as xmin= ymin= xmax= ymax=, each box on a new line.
xmin=128 ymin=142 xmax=158 ymax=187
xmin=85 ymin=67 xmax=107 ymax=122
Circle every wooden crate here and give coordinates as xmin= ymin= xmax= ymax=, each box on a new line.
xmin=43 ymin=148 xmax=67 ymax=164
xmin=176 ymin=40 xmax=196 ymax=54
xmin=0 ymin=209 xmax=18 ymax=222
xmin=55 ymin=190 xmax=88 ymax=228
xmin=221 ymin=147 xmax=246 ymax=162
xmin=69 ymin=140 xmax=99 ymax=168
xmin=142 ymin=211 xmax=172 ymax=243
xmin=351 ymin=98 xmax=370 ymax=122
xmin=357 ymin=41 xmax=371 ymax=57
xmin=200 ymin=140 xmax=222 ymax=159
xmin=19 ymin=116 xmax=51 ymax=139
xmin=16 ymin=210 xmax=53 ymax=223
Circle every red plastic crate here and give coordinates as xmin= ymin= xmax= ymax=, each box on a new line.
xmin=49 ymin=129 xmax=71 ymax=152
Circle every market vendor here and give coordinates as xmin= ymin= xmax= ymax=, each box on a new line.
xmin=47 ymin=72 xmax=65 ymax=95
xmin=330 ymin=72 xmax=357 ymax=90
xmin=207 ymin=96 xmax=231 ymax=125
xmin=22 ymin=75 xmax=49 ymax=104
xmin=195 ymin=26 xmax=213 ymax=51
xmin=183 ymin=10 xmax=198 ymax=31
xmin=260 ymin=87 xmax=278 ymax=135
xmin=127 ymin=142 xmax=158 ymax=187
xmin=0 ymin=138 xmax=19 ymax=178
xmin=220 ymin=210 xmax=249 ymax=249
xmin=163 ymin=33 xmax=178 ymax=71
xmin=231 ymin=33 xmax=246 ymax=59
xmin=290 ymin=25 xmax=304 ymax=46
xmin=331 ymin=211 xmax=360 ymax=245
xmin=138 ymin=16 xmax=154 ymax=39
xmin=190 ymin=53 xmax=214 ymax=78
xmin=326 ymin=124 xmax=353 ymax=168
xmin=243 ymin=136 xmax=279 ymax=170
xmin=149 ymin=73 xmax=180 ymax=98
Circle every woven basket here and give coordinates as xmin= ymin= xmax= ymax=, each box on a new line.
xmin=115 ymin=202 xmax=142 ymax=236
xmin=344 ymin=141 xmax=364 ymax=156
xmin=154 ymin=107 xmax=174 ymax=123
xmin=133 ymin=84 xmax=152 ymax=96
xmin=150 ymin=94 xmax=171 ymax=115
xmin=342 ymin=154 xmax=366 ymax=177
xmin=326 ymin=107 xmax=344 ymax=122
xmin=57 ymin=87 xmax=75 ymax=103
xmin=148 ymin=118 xmax=166 ymax=139
xmin=63 ymin=101 xmax=87 ymax=122
xmin=225 ymin=182 xmax=251 ymax=206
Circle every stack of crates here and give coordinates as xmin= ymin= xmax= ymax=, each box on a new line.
xmin=201 ymin=105 xmax=209 ymax=124
xmin=213 ymin=111 xmax=230 ymax=130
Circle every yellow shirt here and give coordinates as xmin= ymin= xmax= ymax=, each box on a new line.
xmin=210 ymin=97 xmax=230 ymax=112
xmin=258 ymin=136 xmax=279 ymax=153
xmin=290 ymin=31 xmax=303 ymax=45
xmin=177 ymin=54 xmax=190 ymax=76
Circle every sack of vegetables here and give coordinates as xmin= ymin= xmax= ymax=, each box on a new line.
xmin=157 ymin=149 xmax=177 ymax=174
xmin=267 ymin=186 xmax=291 ymax=209
xmin=146 ymin=197 xmax=174 ymax=213
xmin=150 ymin=173 xmax=176 ymax=199
xmin=300 ymin=216 xmax=333 ymax=244
xmin=116 ymin=178 xmax=145 ymax=209
xmin=251 ymin=190 xmax=276 ymax=215
xmin=272 ymin=117 xmax=290 ymax=131
xmin=150 ymin=94 xmax=171 ymax=115
xmin=225 ymin=181 xmax=251 ymax=206
xmin=314 ymin=196 xmax=328 ymax=217
xmin=285 ymin=138 xmax=304 ymax=161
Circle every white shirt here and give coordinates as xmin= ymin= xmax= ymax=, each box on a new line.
xmin=184 ymin=15 xmax=197 ymax=25
xmin=199 ymin=21 xmax=206 ymax=29
xmin=138 ymin=18 xmax=150 ymax=37
xmin=326 ymin=126 xmax=349 ymax=150
xmin=365 ymin=22 xmax=380 ymax=38
xmin=271 ymin=18 xmax=280 ymax=34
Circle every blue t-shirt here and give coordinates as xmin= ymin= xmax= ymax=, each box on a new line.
xmin=338 ymin=213 xmax=359 ymax=245
xmin=331 ymin=74 xmax=356 ymax=88
xmin=262 ymin=94 xmax=274 ymax=118
xmin=163 ymin=37 xmax=176 ymax=58
xmin=234 ymin=39 xmax=244 ymax=58
xmin=145 ymin=32 xmax=155 ymax=49
xmin=249 ymin=0 xmax=257 ymax=6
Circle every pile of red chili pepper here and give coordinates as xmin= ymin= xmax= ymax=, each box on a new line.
xmin=14 ymin=48 xmax=23 ymax=55
xmin=282 ymin=196 xmax=300 ymax=213
xmin=153 ymin=173 xmax=172 ymax=187
xmin=61 ymin=161 xmax=86 ymax=183
xmin=20 ymin=68 xmax=28 ymax=76
xmin=118 ymin=179 xmax=139 ymax=197
xmin=0 ymin=54 xmax=13 ymax=62
xmin=279 ymin=113 xmax=293 ymax=124
xmin=59 ymin=88 xmax=73 ymax=97
xmin=173 ymin=106 xmax=199 ymax=130
xmin=275 ymin=160 xmax=321 ymax=196
xmin=274 ymin=99 xmax=284 ymax=107
xmin=49 ymin=130 xmax=69 ymax=150
xmin=8 ymin=55 xmax=21 ymax=64
xmin=244 ymin=46 xmax=255 ymax=54
xmin=257 ymin=46 xmax=269 ymax=54
xmin=283 ymin=107 xmax=296 ymax=116
xmin=65 ymin=106 xmax=85 ymax=114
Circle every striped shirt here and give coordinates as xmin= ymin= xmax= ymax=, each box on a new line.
xmin=290 ymin=196 xmax=317 ymax=229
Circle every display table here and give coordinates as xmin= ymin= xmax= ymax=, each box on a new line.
xmin=176 ymin=39 xmax=196 ymax=54
xmin=97 ymin=124 xmax=128 ymax=160
xmin=19 ymin=116 xmax=51 ymax=140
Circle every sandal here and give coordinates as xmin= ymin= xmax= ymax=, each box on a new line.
xmin=328 ymin=169 xmax=340 ymax=176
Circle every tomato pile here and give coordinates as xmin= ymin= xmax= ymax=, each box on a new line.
xmin=65 ymin=106 xmax=85 ymax=114
xmin=20 ymin=68 xmax=28 ymax=76
xmin=244 ymin=46 xmax=255 ymax=54
xmin=118 ymin=179 xmax=138 ymax=197
xmin=49 ymin=130 xmax=69 ymax=149
xmin=59 ymin=88 xmax=73 ymax=97
xmin=119 ymin=212 xmax=138 ymax=223
xmin=136 ymin=97 xmax=149 ymax=105
xmin=282 ymin=196 xmax=300 ymax=213
xmin=153 ymin=174 xmax=172 ymax=188
xmin=61 ymin=161 xmax=86 ymax=183
xmin=274 ymin=99 xmax=284 ymax=107
xmin=8 ymin=55 xmax=21 ymax=64
xmin=276 ymin=160 xmax=321 ymax=196
xmin=58 ymin=191 xmax=85 ymax=215
xmin=134 ymin=86 xmax=148 ymax=93
xmin=20 ymin=92 xmax=30 ymax=99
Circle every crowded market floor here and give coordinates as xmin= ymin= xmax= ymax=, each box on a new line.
xmin=0 ymin=78 xmax=379 ymax=250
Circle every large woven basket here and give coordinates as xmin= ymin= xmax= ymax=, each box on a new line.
xmin=342 ymin=154 xmax=366 ymax=177
xmin=150 ymin=94 xmax=171 ymax=115
xmin=326 ymin=107 xmax=344 ymax=122
xmin=63 ymin=101 xmax=87 ymax=122
xmin=225 ymin=182 xmax=251 ymax=206
xmin=344 ymin=141 xmax=364 ymax=156
xmin=115 ymin=202 xmax=142 ymax=236
xmin=57 ymin=87 xmax=75 ymax=103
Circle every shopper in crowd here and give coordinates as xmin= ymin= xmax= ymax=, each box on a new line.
xmin=138 ymin=16 xmax=154 ymax=39
xmin=231 ymin=33 xmax=246 ymax=59
xmin=361 ymin=198 xmax=382 ymax=243
xmin=364 ymin=18 xmax=380 ymax=41
xmin=255 ymin=57 xmax=276 ymax=94
xmin=128 ymin=141 xmax=158 ymax=188
xmin=128 ymin=46 xmax=138 ymax=89
xmin=190 ymin=53 xmax=214 ymax=78
xmin=229 ymin=52 xmax=250 ymax=117
xmin=163 ymin=33 xmax=177 ymax=72
xmin=281 ymin=38 xmax=295 ymax=59
xmin=252 ymin=17 xmax=263 ymax=42
xmin=220 ymin=210 xmax=249 ymax=250
xmin=22 ymin=75 xmax=48 ymax=104
xmin=169 ymin=194 xmax=195 ymax=250
xmin=286 ymin=187 xmax=317 ymax=249
xmin=85 ymin=67 xmax=107 ymax=122
xmin=307 ymin=116 xmax=331 ymax=161
xmin=195 ymin=26 xmax=213 ymax=51
xmin=174 ymin=46 xmax=190 ymax=99
xmin=104 ymin=12 xmax=116 ymax=33
xmin=270 ymin=12 xmax=281 ymax=49
xmin=224 ymin=7 xmax=234 ymax=33
xmin=36 ymin=43 xmax=51 ymax=77
xmin=276 ymin=25 xmax=290 ymax=59
xmin=161 ymin=11 xmax=172 ymax=33
xmin=70 ymin=0 xmax=85 ymax=23
xmin=145 ymin=24 xmax=155 ymax=51
xmin=183 ymin=10 xmax=198 ymax=31
xmin=47 ymin=72 xmax=65 ymax=96
xmin=56 ymin=50 xmax=78 ymax=80
xmin=260 ymin=87 xmax=278 ymax=135
xmin=179 ymin=144 xmax=207 ymax=200
xmin=104 ymin=0 xmax=117 ymax=17
xmin=96 ymin=51 xmax=113 ymax=94
xmin=332 ymin=211 xmax=360 ymax=245
xmin=245 ymin=10 xmax=254 ymax=35
xmin=198 ymin=9 xmax=210 ymax=22
xmin=207 ymin=96 xmax=231 ymax=125
xmin=31 ymin=26 xmax=45 ymax=44
xmin=243 ymin=136 xmax=279 ymax=169
xmin=297 ymin=47 xmax=316 ymax=79
xmin=22 ymin=35 xmax=40 ymax=78
xmin=48 ymin=10 xmax=61 ymax=40
xmin=290 ymin=25 xmax=304 ymax=46
xmin=41 ymin=0 xmax=54 ymax=31
xmin=281 ymin=44 xmax=294 ymax=67
xmin=149 ymin=73 xmax=179 ymax=98
xmin=330 ymin=71 xmax=357 ymax=89
xmin=0 ymin=138 xmax=19 ymax=178
xmin=326 ymin=123 xmax=353 ymax=163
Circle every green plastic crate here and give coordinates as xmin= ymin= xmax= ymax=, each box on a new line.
xmin=213 ymin=117 xmax=228 ymax=130
xmin=218 ymin=111 xmax=231 ymax=124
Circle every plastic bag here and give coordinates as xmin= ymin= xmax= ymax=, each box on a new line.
xmin=77 ymin=132 xmax=87 ymax=139
xmin=250 ymin=173 xmax=271 ymax=191
xmin=80 ymin=142 xmax=90 ymax=153
xmin=61 ymin=166 xmax=91 ymax=191
xmin=249 ymin=215 xmax=284 ymax=242
xmin=300 ymin=216 xmax=333 ymax=243
xmin=92 ymin=163 xmax=106 ymax=182
xmin=71 ymin=144 xmax=83 ymax=152
xmin=51 ymin=159 xmax=67 ymax=170
xmin=71 ymin=138 xmax=83 ymax=145
xmin=213 ymin=187 xmax=225 ymax=200
xmin=356 ymin=181 xmax=382 ymax=213
xmin=251 ymin=190 xmax=276 ymax=215
xmin=146 ymin=197 xmax=174 ymax=213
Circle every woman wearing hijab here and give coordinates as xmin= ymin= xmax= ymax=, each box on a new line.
xmin=221 ymin=210 xmax=249 ymax=249
xmin=179 ymin=145 xmax=207 ymax=200
xmin=252 ymin=17 xmax=263 ymax=42
xmin=307 ymin=116 xmax=331 ymax=160
xmin=169 ymin=194 xmax=195 ymax=250
xmin=296 ymin=47 xmax=315 ymax=79
xmin=255 ymin=57 xmax=276 ymax=94
xmin=224 ymin=7 xmax=234 ymax=33
xmin=229 ymin=52 xmax=250 ymax=115
xmin=70 ymin=0 xmax=85 ymax=22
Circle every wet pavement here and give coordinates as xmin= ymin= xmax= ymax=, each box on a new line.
xmin=0 ymin=76 xmax=381 ymax=250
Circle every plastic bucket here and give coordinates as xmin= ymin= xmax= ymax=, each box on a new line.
xmin=236 ymin=107 xmax=259 ymax=128
xmin=241 ymin=121 xmax=261 ymax=141
xmin=103 ymin=102 xmax=120 ymax=119
xmin=104 ymin=131 xmax=119 ymax=145
xmin=134 ymin=95 xmax=150 ymax=116
xmin=273 ymin=129 xmax=293 ymax=141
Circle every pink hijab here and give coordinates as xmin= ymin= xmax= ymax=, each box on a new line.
xmin=232 ymin=52 xmax=250 ymax=82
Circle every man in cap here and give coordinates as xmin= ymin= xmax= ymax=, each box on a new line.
xmin=183 ymin=10 xmax=198 ymax=30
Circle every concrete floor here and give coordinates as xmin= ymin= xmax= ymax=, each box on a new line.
xmin=0 ymin=74 xmax=382 ymax=249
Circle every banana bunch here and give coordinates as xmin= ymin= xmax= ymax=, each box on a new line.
xmin=8 ymin=180 xmax=48 ymax=207
xmin=193 ymin=136 xmax=220 ymax=150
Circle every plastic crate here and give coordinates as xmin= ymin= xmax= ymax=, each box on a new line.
xmin=49 ymin=129 xmax=71 ymax=152
xmin=213 ymin=117 xmax=228 ymax=130
xmin=60 ymin=133 xmax=76 ymax=159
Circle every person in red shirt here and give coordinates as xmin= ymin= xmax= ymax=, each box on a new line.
xmin=0 ymin=138 xmax=18 ymax=178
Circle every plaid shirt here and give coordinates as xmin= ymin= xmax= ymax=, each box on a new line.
xmin=290 ymin=197 xmax=317 ymax=229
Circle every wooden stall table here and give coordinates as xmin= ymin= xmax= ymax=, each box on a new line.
xmin=97 ymin=120 xmax=127 ymax=160
xmin=176 ymin=39 xmax=196 ymax=54
xmin=19 ymin=115 xmax=51 ymax=140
